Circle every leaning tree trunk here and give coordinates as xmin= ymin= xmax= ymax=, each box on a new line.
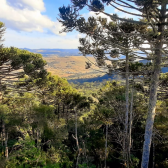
xmin=141 ymin=3 xmax=166 ymax=167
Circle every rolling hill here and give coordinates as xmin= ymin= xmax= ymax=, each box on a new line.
xmin=43 ymin=55 xmax=105 ymax=79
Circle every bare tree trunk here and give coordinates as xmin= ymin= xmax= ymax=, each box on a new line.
xmin=128 ymin=77 xmax=134 ymax=160
xmin=0 ymin=78 xmax=2 ymax=103
xmin=141 ymin=3 xmax=166 ymax=167
xmin=75 ymin=109 xmax=79 ymax=151
xmin=1 ymin=124 xmax=3 ymax=158
xmin=0 ymin=91 xmax=2 ymax=103
xmin=75 ymin=108 xmax=80 ymax=168
xmin=153 ymin=131 xmax=155 ymax=168
xmin=124 ymin=52 xmax=129 ymax=167
xmin=1 ymin=132 xmax=3 ymax=159
xmin=72 ymin=107 xmax=80 ymax=168
xmin=5 ymin=132 xmax=8 ymax=159
xmin=2 ymin=119 xmax=5 ymax=157
xmin=105 ymin=124 xmax=108 ymax=168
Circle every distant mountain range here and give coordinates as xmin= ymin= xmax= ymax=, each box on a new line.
xmin=21 ymin=48 xmax=82 ymax=57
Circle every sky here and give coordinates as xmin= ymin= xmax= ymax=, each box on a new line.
xmin=0 ymin=0 xmax=139 ymax=49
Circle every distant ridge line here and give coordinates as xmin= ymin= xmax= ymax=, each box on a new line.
xmin=20 ymin=48 xmax=82 ymax=57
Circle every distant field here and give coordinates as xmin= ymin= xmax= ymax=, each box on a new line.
xmin=43 ymin=55 xmax=105 ymax=79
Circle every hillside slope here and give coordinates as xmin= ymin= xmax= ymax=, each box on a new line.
xmin=44 ymin=56 xmax=105 ymax=79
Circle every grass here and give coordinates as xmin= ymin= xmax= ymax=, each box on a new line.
xmin=43 ymin=56 xmax=104 ymax=79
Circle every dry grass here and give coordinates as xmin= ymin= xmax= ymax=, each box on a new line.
xmin=44 ymin=55 xmax=104 ymax=79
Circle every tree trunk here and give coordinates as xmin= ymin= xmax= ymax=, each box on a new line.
xmin=105 ymin=124 xmax=108 ymax=168
xmin=1 ymin=132 xmax=3 ymax=159
xmin=67 ymin=106 xmax=69 ymax=123
xmin=5 ymin=132 xmax=8 ymax=159
xmin=141 ymin=3 xmax=166 ymax=167
xmin=128 ymin=77 xmax=134 ymax=160
xmin=62 ymin=104 xmax=64 ymax=118
xmin=1 ymin=122 xmax=3 ymax=157
xmin=32 ymin=127 xmax=35 ymax=139
xmin=36 ymin=129 xmax=39 ymax=148
xmin=153 ymin=131 xmax=155 ymax=168
xmin=0 ymin=91 xmax=2 ymax=103
xmin=58 ymin=104 xmax=60 ymax=120
xmin=2 ymin=120 xmax=5 ymax=157
xmin=75 ymin=108 xmax=80 ymax=168
xmin=0 ymin=78 xmax=2 ymax=103
xmin=71 ymin=107 xmax=80 ymax=168
xmin=124 ymin=51 xmax=129 ymax=166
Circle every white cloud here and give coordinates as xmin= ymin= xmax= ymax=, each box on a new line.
xmin=7 ymin=0 xmax=45 ymax=11
xmin=4 ymin=29 xmax=79 ymax=49
xmin=0 ymin=0 xmax=65 ymax=35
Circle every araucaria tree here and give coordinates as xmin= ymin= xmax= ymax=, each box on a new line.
xmin=58 ymin=0 xmax=168 ymax=167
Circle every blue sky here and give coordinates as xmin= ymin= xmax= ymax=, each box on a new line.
xmin=0 ymin=0 xmax=138 ymax=49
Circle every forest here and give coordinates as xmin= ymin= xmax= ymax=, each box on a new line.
xmin=1 ymin=0 xmax=168 ymax=168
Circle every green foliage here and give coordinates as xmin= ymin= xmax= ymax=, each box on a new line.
xmin=0 ymin=104 xmax=10 ymax=118
xmin=130 ymin=155 xmax=140 ymax=168
xmin=79 ymin=163 xmax=96 ymax=168
xmin=6 ymin=137 xmax=46 ymax=168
